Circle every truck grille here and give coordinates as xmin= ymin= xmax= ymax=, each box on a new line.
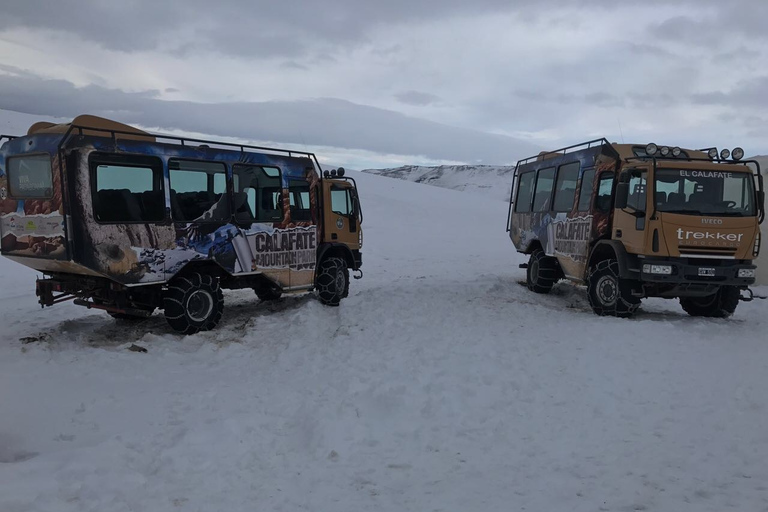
xmin=679 ymin=246 xmax=737 ymax=258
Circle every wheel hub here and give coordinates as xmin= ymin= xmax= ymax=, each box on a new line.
xmin=186 ymin=289 xmax=214 ymax=322
xmin=596 ymin=275 xmax=618 ymax=306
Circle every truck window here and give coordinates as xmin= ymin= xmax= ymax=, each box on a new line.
xmin=577 ymin=169 xmax=595 ymax=211
xmin=552 ymin=162 xmax=580 ymax=212
xmin=288 ymin=180 xmax=312 ymax=221
xmin=7 ymin=154 xmax=53 ymax=198
xmin=627 ymin=171 xmax=647 ymax=212
xmin=532 ymin=167 xmax=555 ymax=212
xmin=169 ymin=159 xmax=229 ymax=222
xmin=595 ymin=172 xmax=614 ymax=213
xmin=91 ymin=154 xmax=165 ymax=223
xmin=514 ymin=171 xmax=535 ymax=213
xmin=232 ymin=165 xmax=283 ymax=222
xmin=331 ymin=186 xmax=351 ymax=215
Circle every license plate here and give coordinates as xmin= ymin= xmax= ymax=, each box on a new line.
xmin=698 ymin=267 xmax=716 ymax=277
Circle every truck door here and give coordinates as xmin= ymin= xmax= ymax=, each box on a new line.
xmin=612 ymin=168 xmax=648 ymax=254
xmin=322 ymin=180 xmax=358 ymax=246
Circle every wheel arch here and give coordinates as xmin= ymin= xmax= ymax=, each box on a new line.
xmin=317 ymin=243 xmax=356 ymax=270
xmin=587 ymin=240 xmax=634 ymax=279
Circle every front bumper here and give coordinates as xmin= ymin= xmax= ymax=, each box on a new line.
xmin=639 ymin=258 xmax=756 ymax=286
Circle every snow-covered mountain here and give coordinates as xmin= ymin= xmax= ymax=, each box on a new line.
xmin=362 ymin=164 xmax=516 ymax=201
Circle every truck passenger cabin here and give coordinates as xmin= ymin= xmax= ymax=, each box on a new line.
xmin=507 ymin=139 xmax=763 ymax=318
xmin=0 ymin=115 xmax=363 ymax=334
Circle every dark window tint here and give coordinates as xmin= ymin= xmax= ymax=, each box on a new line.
xmin=169 ymin=159 xmax=229 ymax=222
xmin=7 ymin=154 xmax=53 ymax=198
xmin=232 ymin=165 xmax=283 ymax=223
xmin=627 ymin=171 xmax=647 ymax=211
xmin=595 ymin=172 xmax=615 ymax=213
xmin=577 ymin=168 xmax=595 ymax=211
xmin=331 ymin=186 xmax=351 ymax=215
xmin=514 ymin=171 xmax=535 ymax=213
xmin=552 ymin=162 xmax=580 ymax=212
xmin=533 ymin=167 xmax=555 ymax=212
xmin=91 ymin=154 xmax=164 ymax=223
xmin=288 ymin=179 xmax=313 ymax=221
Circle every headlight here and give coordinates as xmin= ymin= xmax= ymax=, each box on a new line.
xmin=732 ymin=147 xmax=744 ymax=161
xmin=660 ymin=146 xmax=670 ymax=156
xmin=754 ymin=232 xmax=760 ymax=257
xmin=643 ymin=264 xmax=672 ymax=275
xmin=708 ymin=148 xmax=718 ymax=159
xmin=672 ymin=147 xmax=682 ymax=157
xmin=646 ymin=143 xmax=658 ymax=156
xmin=738 ymin=268 xmax=756 ymax=278
xmin=720 ymin=148 xmax=731 ymax=160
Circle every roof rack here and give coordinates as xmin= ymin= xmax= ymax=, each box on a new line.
xmin=516 ymin=137 xmax=614 ymax=166
xmin=56 ymin=124 xmax=325 ymax=173
xmin=624 ymin=155 xmax=762 ymax=174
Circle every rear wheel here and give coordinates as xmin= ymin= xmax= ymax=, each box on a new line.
xmin=163 ymin=272 xmax=224 ymax=335
xmin=526 ymin=248 xmax=560 ymax=294
xmin=587 ymin=259 xmax=641 ymax=317
xmin=680 ymin=286 xmax=740 ymax=318
xmin=316 ymin=257 xmax=349 ymax=306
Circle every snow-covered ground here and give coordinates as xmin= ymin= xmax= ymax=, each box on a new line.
xmin=1 ymin=171 xmax=768 ymax=512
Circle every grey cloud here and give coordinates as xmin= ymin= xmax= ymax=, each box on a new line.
xmin=394 ymin=91 xmax=442 ymax=106
xmin=0 ymin=73 xmax=539 ymax=164
xmin=1 ymin=0 xmax=740 ymax=58
xmin=649 ymin=2 xmax=768 ymax=46
xmin=692 ymin=76 xmax=768 ymax=108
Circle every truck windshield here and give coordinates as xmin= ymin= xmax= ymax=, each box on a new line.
xmin=655 ymin=168 xmax=755 ymax=216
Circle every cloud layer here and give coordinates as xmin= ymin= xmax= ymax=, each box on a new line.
xmin=0 ymin=0 xmax=766 ymax=164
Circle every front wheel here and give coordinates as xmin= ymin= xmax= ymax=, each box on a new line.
xmin=679 ymin=286 xmax=740 ymax=318
xmin=163 ymin=272 xmax=224 ymax=335
xmin=587 ymin=259 xmax=641 ymax=318
xmin=316 ymin=257 xmax=349 ymax=306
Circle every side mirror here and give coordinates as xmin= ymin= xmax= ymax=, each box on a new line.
xmin=615 ymin=182 xmax=629 ymax=209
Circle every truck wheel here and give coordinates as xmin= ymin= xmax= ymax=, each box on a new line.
xmin=163 ymin=272 xmax=224 ymax=335
xmin=316 ymin=257 xmax=348 ymax=306
xmin=255 ymin=283 xmax=282 ymax=301
xmin=587 ymin=259 xmax=640 ymax=317
xmin=679 ymin=286 xmax=740 ymax=318
xmin=527 ymin=248 xmax=559 ymax=294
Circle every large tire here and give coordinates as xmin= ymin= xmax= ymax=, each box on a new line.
xmin=163 ymin=272 xmax=224 ymax=335
xmin=680 ymin=286 xmax=740 ymax=318
xmin=587 ymin=259 xmax=641 ymax=317
xmin=526 ymin=248 xmax=560 ymax=294
xmin=316 ymin=257 xmax=349 ymax=306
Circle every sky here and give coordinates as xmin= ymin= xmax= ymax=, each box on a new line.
xmin=0 ymin=0 xmax=766 ymax=169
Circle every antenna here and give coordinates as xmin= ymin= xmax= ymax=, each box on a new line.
xmin=617 ymin=118 xmax=625 ymax=144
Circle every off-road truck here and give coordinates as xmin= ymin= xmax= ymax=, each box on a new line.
xmin=507 ymin=140 xmax=763 ymax=318
xmin=0 ymin=115 xmax=363 ymax=334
